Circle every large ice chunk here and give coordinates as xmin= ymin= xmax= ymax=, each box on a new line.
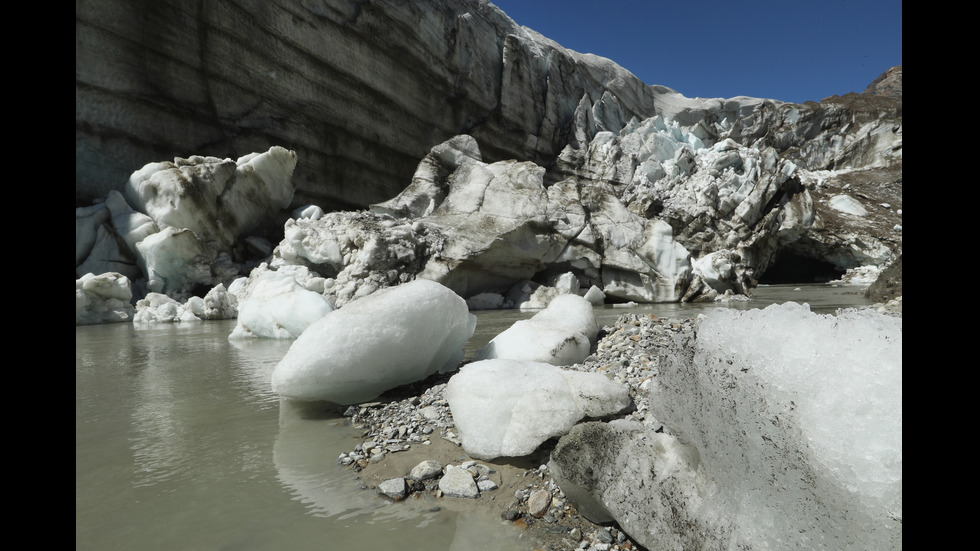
xmin=271 ymin=279 xmax=476 ymax=404
xmin=473 ymin=294 xmax=598 ymax=365
xmin=75 ymin=272 xmax=136 ymax=325
xmin=125 ymin=147 xmax=297 ymax=250
xmin=445 ymin=359 xmax=631 ymax=459
xmin=229 ymin=270 xmax=333 ymax=339
xmin=648 ymin=302 xmax=902 ymax=549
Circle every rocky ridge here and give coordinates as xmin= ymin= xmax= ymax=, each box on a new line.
xmin=862 ymin=65 xmax=903 ymax=99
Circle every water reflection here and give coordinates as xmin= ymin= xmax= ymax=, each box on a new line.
xmin=273 ymin=400 xmax=376 ymax=519
xmin=449 ymin=512 xmax=536 ymax=551
xmin=227 ymin=337 xmax=294 ymax=409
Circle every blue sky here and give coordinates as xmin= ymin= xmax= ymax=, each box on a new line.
xmin=489 ymin=1 xmax=902 ymax=104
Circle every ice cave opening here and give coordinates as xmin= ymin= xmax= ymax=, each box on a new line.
xmin=757 ymin=250 xmax=845 ymax=284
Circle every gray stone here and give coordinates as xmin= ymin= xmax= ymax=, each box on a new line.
xmin=438 ymin=465 xmax=479 ymax=498
xmin=409 ymin=460 xmax=444 ymax=481
xmin=378 ymin=478 xmax=407 ymax=501
xmin=549 ymin=420 xmax=714 ymax=546
xmin=477 ymin=479 xmax=498 ymax=492
xmin=866 ymin=254 xmax=902 ymax=303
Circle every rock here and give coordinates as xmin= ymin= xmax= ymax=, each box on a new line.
xmin=863 ymin=65 xmax=902 ymax=99
xmin=378 ymin=478 xmax=407 ymax=501
xmin=866 ymin=254 xmax=902 ymax=303
xmin=476 ymin=479 xmax=498 ymax=492
xmin=526 ymin=489 xmax=552 ymax=518
xmin=406 ymin=479 xmax=426 ymax=494
xmin=438 ymin=465 xmax=479 ymax=498
xmin=409 ymin=460 xmax=444 ymax=481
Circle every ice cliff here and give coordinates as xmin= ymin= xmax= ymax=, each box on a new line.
xmin=76 ymin=0 xmax=901 ymax=313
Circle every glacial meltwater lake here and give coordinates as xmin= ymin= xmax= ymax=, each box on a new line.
xmin=75 ymin=283 xmax=873 ymax=550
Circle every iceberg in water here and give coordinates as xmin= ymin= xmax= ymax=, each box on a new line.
xmin=473 ymin=294 xmax=599 ymax=365
xmin=229 ymin=270 xmax=334 ymax=339
xmin=271 ymin=279 xmax=476 ymax=404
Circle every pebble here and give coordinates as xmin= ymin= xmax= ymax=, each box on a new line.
xmin=526 ymin=488 xmax=552 ymax=518
xmin=477 ymin=479 xmax=498 ymax=492
xmin=378 ymin=478 xmax=407 ymax=501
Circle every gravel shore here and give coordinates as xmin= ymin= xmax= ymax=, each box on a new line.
xmin=333 ymin=299 xmax=902 ymax=550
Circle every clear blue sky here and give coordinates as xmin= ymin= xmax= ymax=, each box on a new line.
xmin=489 ymin=0 xmax=902 ymax=104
